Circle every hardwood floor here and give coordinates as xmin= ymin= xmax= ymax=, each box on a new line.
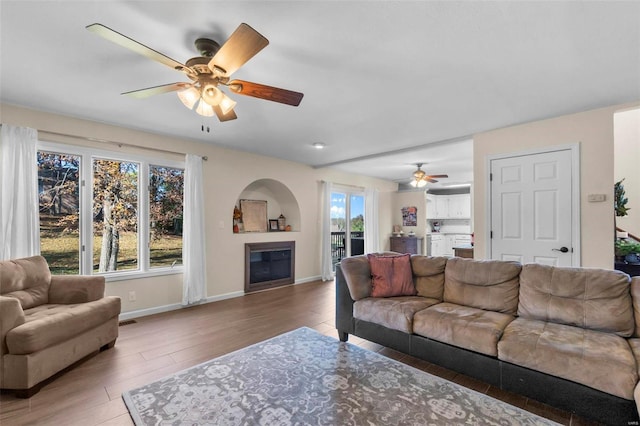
xmin=0 ymin=280 xmax=598 ymax=425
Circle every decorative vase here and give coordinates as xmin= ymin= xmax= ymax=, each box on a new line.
xmin=278 ymin=214 xmax=286 ymax=231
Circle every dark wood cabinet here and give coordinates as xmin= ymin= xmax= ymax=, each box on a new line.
xmin=390 ymin=237 xmax=423 ymax=255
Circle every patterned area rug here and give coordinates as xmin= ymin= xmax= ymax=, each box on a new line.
xmin=123 ymin=327 xmax=558 ymax=425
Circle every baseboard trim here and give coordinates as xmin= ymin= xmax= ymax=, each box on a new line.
xmin=118 ymin=275 xmax=324 ymax=321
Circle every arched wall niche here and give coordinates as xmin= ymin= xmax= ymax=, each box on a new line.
xmin=236 ymin=178 xmax=301 ymax=232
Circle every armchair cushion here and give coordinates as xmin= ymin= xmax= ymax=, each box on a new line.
xmin=0 ymin=256 xmax=51 ymax=309
xmin=6 ymin=297 xmax=121 ymax=355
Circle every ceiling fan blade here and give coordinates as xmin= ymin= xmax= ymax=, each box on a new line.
xmin=213 ymin=105 xmax=238 ymax=122
xmin=122 ymin=82 xmax=190 ymax=99
xmin=227 ymin=80 xmax=303 ymax=106
xmin=86 ymin=23 xmax=189 ymax=73
xmin=426 ymin=174 xmax=449 ymax=179
xmin=426 ymin=178 xmax=439 ymax=183
xmin=208 ymin=23 xmax=269 ymax=76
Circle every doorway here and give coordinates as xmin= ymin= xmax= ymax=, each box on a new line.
xmin=488 ymin=145 xmax=580 ymax=267
xmin=330 ymin=190 xmax=365 ymax=269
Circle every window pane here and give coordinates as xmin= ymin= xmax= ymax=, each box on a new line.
xmin=149 ymin=165 xmax=184 ymax=268
xmin=350 ymin=194 xmax=365 ymax=256
xmin=93 ymin=159 xmax=139 ymax=272
xmin=38 ymin=151 xmax=81 ymax=274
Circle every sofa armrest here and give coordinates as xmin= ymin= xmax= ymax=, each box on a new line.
xmin=335 ymin=264 xmax=355 ymax=340
xmin=1 ymin=296 xmax=26 ymax=355
xmin=48 ymin=275 xmax=106 ymax=304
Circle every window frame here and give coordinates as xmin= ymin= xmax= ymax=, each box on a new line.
xmin=38 ymin=141 xmax=185 ymax=281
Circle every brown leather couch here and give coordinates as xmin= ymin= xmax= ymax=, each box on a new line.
xmin=0 ymin=256 xmax=121 ymax=397
xmin=336 ymin=254 xmax=640 ymax=425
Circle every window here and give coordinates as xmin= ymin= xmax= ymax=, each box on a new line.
xmin=38 ymin=151 xmax=81 ymax=274
xmin=37 ymin=142 xmax=184 ymax=278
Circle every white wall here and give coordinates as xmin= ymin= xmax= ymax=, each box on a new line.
xmin=614 ymin=107 xmax=640 ymax=238
xmin=392 ymin=190 xmax=427 ymax=253
xmin=473 ymin=101 xmax=640 ymax=268
xmin=1 ymin=103 xmax=398 ymax=315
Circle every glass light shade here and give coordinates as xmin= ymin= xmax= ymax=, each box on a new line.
xmin=195 ymin=100 xmax=215 ymax=117
xmin=218 ymin=93 xmax=237 ymax=115
xmin=177 ymin=87 xmax=200 ymax=110
xmin=201 ymin=84 xmax=223 ymax=106
xmin=410 ymin=179 xmax=427 ymax=188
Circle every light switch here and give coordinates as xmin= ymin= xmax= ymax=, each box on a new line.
xmin=218 ymin=220 xmax=225 ymax=229
xmin=587 ymin=194 xmax=606 ymax=202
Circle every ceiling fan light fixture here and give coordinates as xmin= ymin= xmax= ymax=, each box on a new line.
xmin=202 ymin=84 xmax=223 ymax=106
xmin=177 ymin=86 xmax=200 ymax=110
xmin=195 ymin=100 xmax=215 ymax=117
xmin=218 ymin=92 xmax=237 ymax=115
xmin=410 ymin=179 xmax=427 ymax=188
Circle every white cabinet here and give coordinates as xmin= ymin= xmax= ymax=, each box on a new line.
xmin=448 ymin=194 xmax=471 ymax=218
xmin=430 ymin=234 xmax=445 ymax=256
xmin=426 ymin=194 xmax=471 ymax=219
xmin=444 ymin=235 xmax=456 ymax=256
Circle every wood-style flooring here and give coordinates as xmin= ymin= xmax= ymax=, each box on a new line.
xmin=0 ymin=280 xmax=598 ymax=425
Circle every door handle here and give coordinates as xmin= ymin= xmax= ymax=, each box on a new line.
xmin=552 ymin=247 xmax=569 ymax=253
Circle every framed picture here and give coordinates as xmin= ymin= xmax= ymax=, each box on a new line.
xmin=401 ymin=206 xmax=418 ymax=227
xmin=269 ymin=219 xmax=279 ymax=231
xmin=240 ymin=199 xmax=268 ymax=232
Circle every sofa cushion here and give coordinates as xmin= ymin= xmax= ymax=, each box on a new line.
xmin=631 ymin=277 xmax=640 ymax=337
xmin=518 ymin=263 xmax=635 ymax=337
xmin=443 ymin=258 xmax=521 ymax=314
xmin=368 ymin=253 xmax=416 ymax=297
xmin=6 ymin=296 xmax=121 ymax=355
xmin=340 ymin=255 xmax=372 ymax=301
xmin=353 ymin=296 xmax=439 ymax=333
xmin=410 ymin=255 xmax=447 ymax=300
xmin=498 ymin=317 xmax=637 ymax=400
xmin=0 ymin=256 xmax=51 ymax=309
xmin=413 ymin=302 xmax=514 ymax=357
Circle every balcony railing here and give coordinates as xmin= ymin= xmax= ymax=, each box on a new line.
xmin=332 ymin=231 xmax=364 ymax=267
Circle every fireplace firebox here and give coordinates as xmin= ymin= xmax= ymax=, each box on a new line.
xmin=245 ymin=241 xmax=295 ymax=293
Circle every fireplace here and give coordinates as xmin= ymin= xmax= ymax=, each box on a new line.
xmin=245 ymin=241 xmax=295 ymax=293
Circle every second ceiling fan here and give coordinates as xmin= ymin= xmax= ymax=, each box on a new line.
xmin=86 ymin=22 xmax=304 ymax=122
xmin=410 ymin=163 xmax=448 ymax=187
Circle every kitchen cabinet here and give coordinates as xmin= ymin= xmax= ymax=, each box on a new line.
xmin=430 ymin=233 xmax=471 ymax=257
xmin=390 ymin=237 xmax=423 ymax=255
xmin=429 ymin=234 xmax=445 ymax=256
xmin=444 ymin=235 xmax=456 ymax=256
xmin=426 ymin=194 xmax=471 ymax=219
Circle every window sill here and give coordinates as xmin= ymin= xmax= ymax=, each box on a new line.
xmin=102 ymin=267 xmax=184 ymax=282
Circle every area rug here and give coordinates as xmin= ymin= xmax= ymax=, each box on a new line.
xmin=122 ymin=327 xmax=559 ymax=425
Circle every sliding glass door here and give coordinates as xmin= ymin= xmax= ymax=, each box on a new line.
xmin=330 ymin=190 xmax=365 ymax=269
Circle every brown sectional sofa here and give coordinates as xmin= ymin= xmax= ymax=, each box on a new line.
xmin=0 ymin=256 xmax=121 ymax=397
xmin=336 ymin=253 xmax=640 ymax=425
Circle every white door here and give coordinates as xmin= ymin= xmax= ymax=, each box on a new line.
xmin=490 ymin=148 xmax=577 ymax=267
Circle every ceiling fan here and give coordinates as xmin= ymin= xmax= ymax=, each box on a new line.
xmin=86 ymin=23 xmax=304 ymax=122
xmin=410 ymin=163 xmax=448 ymax=187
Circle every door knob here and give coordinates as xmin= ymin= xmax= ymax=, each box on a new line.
xmin=552 ymin=247 xmax=569 ymax=253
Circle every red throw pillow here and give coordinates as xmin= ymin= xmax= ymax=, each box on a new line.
xmin=367 ymin=253 xmax=416 ymax=297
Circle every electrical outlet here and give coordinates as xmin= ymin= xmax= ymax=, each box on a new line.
xmin=587 ymin=194 xmax=606 ymax=202
xmin=128 ymin=291 xmax=136 ymax=302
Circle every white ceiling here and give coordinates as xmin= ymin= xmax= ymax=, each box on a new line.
xmin=1 ymin=1 xmax=639 ymax=188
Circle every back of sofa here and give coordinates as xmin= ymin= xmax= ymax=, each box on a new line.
xmin=411 ymin=255 xmax=447 ymax=299
xmin=443 ymin=258 xmax=521 ymax=314
xmin=519 ymin=263 xmax=635 ymax=337
xmin=0 ymin=256 xmax=51 ymax=309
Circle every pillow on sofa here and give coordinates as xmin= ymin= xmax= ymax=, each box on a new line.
xmin=367 ymin=253 xmax=416 ymax=297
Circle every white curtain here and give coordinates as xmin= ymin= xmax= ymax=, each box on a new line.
xmin=364 ymin=187 xmax=380 ymax=254
xmin=320 ymin=180 xmax=334 ymax=281
xmin=182 ymin=154 xmax=207 ymax=305
xmin=0 ymin=125 xmax=40 ymax=260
